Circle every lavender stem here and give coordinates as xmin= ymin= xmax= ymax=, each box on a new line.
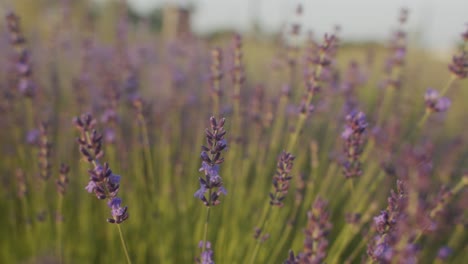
xmin=117 ymin=224 xmax=132 ymax=264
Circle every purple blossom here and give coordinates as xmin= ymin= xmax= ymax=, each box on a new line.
xmin=109 ymin=174 xmax=121 ymax=185
xmin=341 ymin=126 xmax=353 ymax=140
xmin=437 ymin=246 xmax=452 ymax=260
xmin=424 ymin=88 xmax=452 ymax=112
xmin=424 ymin=88 xmax=439 ymax=101
xmin=199 ymin=161 xmax=220 ymax=177
xmin=26 ymin=129 xmax=40 ymax=145
xmin=85 ymin=181 xmax=97 ymax=193
xmin=197 ymin=241 xmax=214 ymax=264
xmin=218 ymin=186 xmax=227 ymax=195
xmin=107 ymin=197 xmax=129 ymax=224
xmin=194 ymin=184 xmax=207 ymax=199
xmin=435 ymin=97 xmax=451 ymax=112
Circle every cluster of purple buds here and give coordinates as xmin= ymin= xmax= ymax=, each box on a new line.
xmin=448 ymin=26 xmax=468 ymax=79
xmin=210 ymin=48 xmax=223 ymax=98
xmin=194 ymin=117 xmax=228 ymax=206
xmin=300 ymin=34 xmax=338 ymax=115
xmin=85 ymin=162 xmax=120 ymax=200
xmin=367 ymin=180 xmax=407 ymax=262
xmin=74 ymin=113 xmax=128 ymax=224
xmin=231 ymin=33 xmax=245 ymax=98
xmin=286 ymin=198 xmax=331 ymax=264
xmin=383 ymin=8 xmax=409 ymax=89
xmin=56 ymin=163 xmax=70 ymax=196
xmin=74 ymin=114 xmax=103 ymax=163
xmin=196 ymin=241 xmax=214 ymax=264
xmin=5 ymin=12 xmax=36 ymax=98
xmin=341 ymin=111 xmax=368 ymax=178
xmin=424 ymin=89 xmax=451 ymax=113
xmin=107 ymin=197 xmax=129 ymax=224
xmin=38 ymin=122 xmax=52 ymax=180
xmin=270 ymin=151 xmax=295 ymax=207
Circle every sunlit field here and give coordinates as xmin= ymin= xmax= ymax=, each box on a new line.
xmin=0 ymin=2 xmax=467 ymax=263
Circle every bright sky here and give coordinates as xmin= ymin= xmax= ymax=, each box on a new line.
xmin=127 ymin=0 xmax=467 ymax=51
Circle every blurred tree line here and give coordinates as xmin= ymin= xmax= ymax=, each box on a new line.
xmin=2 ymin=0 xmax=163 ymax=41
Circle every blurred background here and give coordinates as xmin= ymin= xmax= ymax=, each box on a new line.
xmin=1 ymin=0 xmax=467 ymax=55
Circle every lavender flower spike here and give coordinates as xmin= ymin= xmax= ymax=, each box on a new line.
xmin=194 ymin=116 xmax=228 ymax=207
xmin=196 ymin=241 xmax=215 ymax=264
xmin=342 ymin=110 xmax=368 ymax=178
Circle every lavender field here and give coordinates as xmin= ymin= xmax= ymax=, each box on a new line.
xmin=0 ymin=2 xmax=467 ymax=264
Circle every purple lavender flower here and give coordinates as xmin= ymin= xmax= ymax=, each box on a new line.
xmin=285 ymin=198 xmax=331 ymax=264
xmin=434 ymin=97 xmax=451 ymax=112
xmin=107 ymin=197 xmax=129 ymax=224
xmin=196 ymin=241 xmax=214 ymax=264
xmin=85 ymin=181 xmax=97 ymax=193
xmin=270 ymin=151 xmax=295 ymax=207
xmin=194 ymin=117 xmax=228 ymax=207
xmin=342 ymin=110 xmax=368 ymax=178
xmin=74 ymin=113 xmax=129 ymax=224
xmin=437 ymin=246 xmax=452 ymax=260
xmin=424 ymin=88 xmax=451 ymax=112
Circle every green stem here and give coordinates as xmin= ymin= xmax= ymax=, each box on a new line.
xmin=249 ymin=204 xmax=272 ymax=264
xmin=201 ymin=206 xmax=211 ymax=254
xmin=139 ymin=119 xmax=156 ymax=192
xmin=56 ymin=195 xmax=64 ymax=263
xmin=347 ymin=178 xmax=354 ymax=194
xmin=439 ymin=75 xmax=456 ymax=97
xmin=117 ymin=224 xmax=132 ymax=264
xmin=417 ymin=111 xmax=430 ymax=129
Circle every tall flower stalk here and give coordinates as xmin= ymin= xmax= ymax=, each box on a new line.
xmin=194 ymin=116 xmax=228 ymax=261
xmin=249 ymin=151 xmax=295 ymax=264
xmin=74 ymin=114 xmax=131 ymax=264
xmin=55 ymin=163 xmax=69 ymax=263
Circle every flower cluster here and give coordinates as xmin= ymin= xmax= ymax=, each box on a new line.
xmin=194 ymin=116 xmax=228 ymax=206
xmin=448 ymin=27 xmax=468 ymax=79
xmin=5 ymin=12 xmax=36 ymax=97
xmin=230 ymin=33 xmax=245 ymax=98
xmin=74 ymin=113 xmax=128 ymax=224
xmin=286 ymin=198 xmax=332 ymax=264
xmin=107 ymin=197 xmax=129 ymax=224
xmin=382 ymin=8 xmax=409 ymax=89
xmin=196 ymin=241 xmax=215 ymax=264
xmin=367 ymin=180 xmax=407 ymax=262
xmin=37 ymin=122 xmax=52 ymax=180
xmin=270 ymin=151 xmax=295 ymax=207
xmin=300 ymin=34 xmax=338 ymax=115
xmin=424 ymin=88 xmax=451 ymax=113
xmin=85 ymin=162 xmax=121 ymax=200
xmin=341 ymin=110 xmax=368 ymax=178
xmin=56 ymin=163 xmax=70 ymax=196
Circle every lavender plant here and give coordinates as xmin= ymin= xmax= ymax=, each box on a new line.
xmin=195 ymin=116 xmax=228 ymax=260
xmin=74 ymin=114 xmax=131 ymax=263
